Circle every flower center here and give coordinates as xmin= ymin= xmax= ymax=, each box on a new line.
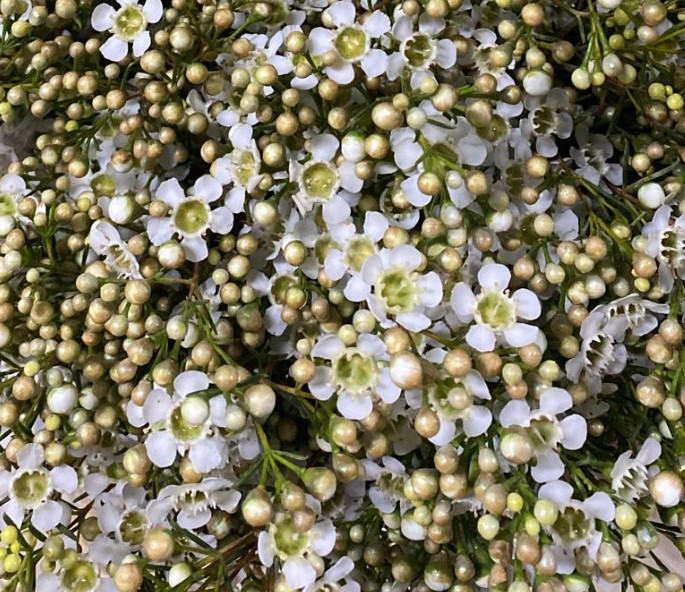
xmin=532 ymin=106 xmax=558 ymax=135
xmin=177 ymin=489 xmax=210 ymax=514
xmin=169 ymin=406 xmax=206 ymax=443
xmin=61 ymin=560 xmax=98 ymax=592
xmin=333 ymin=350 xmax=377 ymax=394
xmin=344 ymin=237 xmax=376 ymax=272
xmin=0 ymin=193 xmax=17 ymax=217
xmin=272 ymin=516 xmax=309 ymax=558
xmin=230 ymin=148 xmax=258 ymax=187
xmin=402 ymin=34 xmax=436 ymax=69
xmin=301 ymin=161 xmax=339 ymax=201
xmin=377 ymin=268 xmax=418 ymax=313
xmin=334 ymin=26 xmax=368 ymax=61
xmin=553 ymin=506 xmax=591 ymax=544
xmin=113 ymin=5 xmax=147 ymax=41
xmin=529 ymin=418 xmax=563 ymax=450
xmin=615 ymin=463 xmax=649 ymax=500
xmin=11 ymin=469 xmax=50 ymax=509
xmin=429 ymin=384 xmax=471 ymax=420
xmin=173 ymin=199 xmax=210 ymax=235
xmin=118 ymin=510 xmax=148 ymax=545
xmin=474 ymin=291 xmax=515 ymax=330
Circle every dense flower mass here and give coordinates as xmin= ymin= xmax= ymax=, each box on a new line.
xmin=0 ymin=0 xmax=684 ymax=591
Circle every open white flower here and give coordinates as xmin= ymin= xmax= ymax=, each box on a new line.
xmin=309 ymin=0 xmax=390 ymax=84
xmin=91 ymin=0 xmax=163 ymax=61
xmin=127 ymin=371 xmax=228 ymax=473
xmin=500 ymin=388 xmax=587 ymax=483
xmin=346 ymin=244 xmax=443 ymax=331
xmin=309 ymin=333 xmax=400 ymax=420
xmin=89 ymin=220 xmax=142 ymax=279
xmin=643 ymin=205 xmax=685 ymax=292
xmin=0 ymin=444 xmax=77 ymax=532
xmin=0 ymin=173 xmax=31 ymax=235
xmin=450 ymin=263 xmax=541 ymax=352
xmin=611 ymin=437 xmax=661 ymax=502
xmin=147 ymin=175 xmax=234 ymax=262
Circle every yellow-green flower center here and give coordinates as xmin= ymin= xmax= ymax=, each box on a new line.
xmin=0 ymin=193 xmax=17 ymax=217
xmin=118 ymin=510 xmax=147 ymax=545
xmin=403 ymin=34 xmax=435 ymax=69
xmin=170 ymin=406 xmax=205 ymax=442
xmin=11 ymin=470 xmax=50 ymax=509
xmin=377 ymin=268 xmax=418 ymax=313
xmin=529 ymin=418 xmax=562 ymax=450
xmin=272 ymin=516 xmax=309 ymax=557
xmin=345 ymin=237 xmax=376 ymax=272
xmin=231 ymin=148 xmax=258 ymax=187
xmin=301 ymin=161 xmax=338 ymax=201
xmin=334 ymin=350 xmax=377 ymax=394
xmin=475 ymin=291 xmax=515 ymax=329
xmin=334 ymin=26 xmax=368 ymax=61
xmin=113 ymin=5 xmax=146 ymax=41
xmin=61 ymin=559 xmax=98 ymax=592
xmin=173 ymin=199 xmax=210 ymax=235
xmin=554 ymin=506 xmax=591 ymax=543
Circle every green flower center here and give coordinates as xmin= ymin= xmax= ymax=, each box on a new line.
xmin=91 ymin=174 xmax=116 ymax=197
xmin=529 ymin=418 xmax=562 ymax=450
xmin=170 ymin=406 xmax=205 ymax=442
xmin=475 ymin=291 xmax=515 ymax=330
xmin=272 ymin=517 xmax=309 ymax=557
xmin=61 ymin=560 xmax=98 ymax=592
xmin=0 ymin=193 xmax=17 ymax=217
xmin=345 ymin=237 xmax=376 ymax=272
xmin=272 ymin=275 xmax=297 ymax=305
xmin=113 ymin=5 xmax=146 ymax=41
xmin=118 ymin=510 xmax=147 ymax=546
xmin=532 ymin=106 xmax=558 ymax=135
xmin=173 ymin=199 xmax=210 ymax=235
xmin=554 ymin=506 xmax=591 ymax=543
xmin=334 ymin=26 xmax=368 ymax=61
xmin=403 ymin=34 xmax=435 ymax=68
xmin=11 ymin=470 xmax=50 ymax=509
xmin=334 ymin=350 xmax=377 ymax=394
xmin=301 ymin=161 xmax=338 ymax=201
xmin=231 ymin=149 xmax=258 ymax=187
xmin=377 ymin=268 xmax=418 ymax=313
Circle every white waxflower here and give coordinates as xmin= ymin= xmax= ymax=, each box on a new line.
xmin=0 ymin=173 xmax=31 ymax=235
xmin=127 ymin=371 xmax=228 ymax=473
xmin=643 ymin=205 xmax=685 ymax=292
xmin=147 ymin=175 xmax=234 ymax=262
xmin=258 ymin=500 xmax=336 ymax=589
xmin=611 ymin=437 xmax=661 ymax=502
xmin=450 ymin=263 xmax=541 ymax=352
xmin=521 ymin=89 xmax=574 ymax=158
xmin=571 ymin=133 xmax=623 ymax=187
xmin=0 ymin=444 xmax=78 ymax=532
xmin=426 ymin=370 xmax=492 ymax=444
xmin=538 ymin=480 xmax=615 ymax=574
xmin=500 ymin=388 xmax=587 ymax=483
xmin=91 ymin=0 xmax=163 ymax=62
xmin=346 ymin=244 xmax=443 ymax=331
xmin=595 ymin=294 xmax=669 ymax=337
xmin=290 ymin=134 xmax=363 ymax=226
xmin=387 ymin=13 xmax=457 ymax=88
xmin=309 ymin=333 xmax=401 ymax=420
xmin=308 ymin=0 xmax=390 ymax=84
xmin=303 ymin=556 xmax=360 ymax=592
xmin=89 ymin=221 xmax=142 ymax=279
xmin=325 ymin=211 xmax=389 ymax=281
xmin=363 ymin=456 xmax=409 ymax=514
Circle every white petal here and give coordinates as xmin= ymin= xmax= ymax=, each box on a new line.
xmin=146 ymin=217 xmax=174 ymax=245
xmin=539 ymin=387 xmax=573 ymax=416
xmin=376 ymin=369 xmax=401 ymax=403
xmin=636 ymin=437 xmax=662 ymax=465
xmin=210 ymin=207 xmax=234 ymax=235
xmin=417 ymin=272 xmax=443 ymax=307
xmin=100 ymin=36 xmax=129 ymax=62
xmin=189 ymin=439 xmax=226 ymax=473
xmin=396 ymin=312 xmax=431 ymax=332
xmin=157 ymin=178 xmax=186 ymax=207
xmin=309 ymin=367 xmax=335 ymax=401
xmin=312 ymin=335 xmax=346 ymax=360
xmin=145 ymin=431 xmax=178 ymax=467
xmin=50 ymin=466 xmax=78 ymax=494
xmin=450 ymin=283 xmax=476 ymax=320
xmin=478 ymin=263 xmax=511 ymax=291
xmin=512 ymin=289 xmax=541 ymax=320
xmin=310 ymin=519 xmax=336 ymax=556
xmin=308 ymin=27 xmax=334 ymax=55
xmin=538 ymin=480 xmax=573 ymax=506
xmin=464 ymin=370 xmax=490 ymax=400
xmin=560 ymin=415 xmax=587 ymax=450
xmin=344 ymin=274 xmax=371 ymax=302
xmin=258 ymin=531 xmax=274 ymax=566
xmin=283 ymin=558 xmax=317 ymax=589
xmin=194 ymin=174 xmax=223 ymax=202
xmin=32 ymin=501 xmax=64 ymax=532
xmin=466 ymin=324 xmax=496 ymax=352
xmin=309 ymin=134 xmax=339 ymax=162
xmin=363 ymin=211 xmax=388 ymax=241
xmin=364 ymin=10 xmax=391 ymax=36
xmin=325 ymin=0 xmax=355 ymax=26
xmin=324 ymin=61 xmax=355 ymax=85
xmin=531 ymin=451 xmax=565 ymax=483
xmin=503 ymin=323 xmax=539 ymax=348
xmin=361 ymin=49 xmax=388 ymax=78
xmin=337 ymin=392 xmax=373 ymax=420
xmin=436 ymin=39 xmax=457 ymax=68
xmin=357 ymin=334 xmax=385 ymax=358
xmin=174 ymin=370 xmax=210 ymax=397
xmin=499 ymin=400 xmax=530 ymax=428
xmin=584 ymin=492 xmax=615 ymax=522
xmin=429 ymin=419 xmax=456 ymax=446
xmin=132 ymin=31 xmax=150 ymax=56
xmin=143 ymin=389 xmax=173 ymax=424
xmin=143 ymin=0 xmax=163 ymax=22
xmin=323 ymin=196 xmax=351 ymax=225
xmin=463 ymin=406 xmax=492 ymax=437
xmin=388 ymin=244 xmax=421 ymax=269
xmin=91 ymin=4 xmax=115 ymax=31
xmin=326 ymin=557 xmax=354 ymax=582
xmin=16 ymin=443 xmax=44 ymax=468
xmin=324 ymin=249 xmax=346 ymax=281
xmin=182 ymin=235 xmax=209 ymax=262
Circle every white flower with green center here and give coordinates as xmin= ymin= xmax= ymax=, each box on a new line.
xmin=308 ymin=0 xmax=390 ymax=84
xmin=89 ymin=220 xmax=142 ymax=279
xmin=147 ymin=175 xmax=234 ymax=262
xmin=146 ymin=479 xmax=241 ymax=529
xmin=610 ymin=438 xmax=661 ymax=502
xmin=426 ymin=370 xmax=492 ymax=445
xmin=643 ymin=205 xmax=685 ymax=292
xmin=258 ymin=504 xmax=336 ymax=589
xmin=91 ymin=0 xmax=162 ymax=62
xmin=0 ymin=173 xmax=30 ymax=235
xmin=538 ymin=480 xmax=615 ymax=573
xmin=499 ymin=388 xmax=587 ymax=483
xmin=325 ymin=211 xmax=388 ymax=282
xmin=346 ymin=244 xmax=443 ymax=331
xmin=0 ymin=444 xmax=78 ymax=532
xmin=126 ymin=371 xmax=228 ymax=473
xmin=211 ymin=123 xmax=264 ymax=214
xmin=290 ymin=134 xmax=363 ymax=226
xmin=309 ymin=333 xmax=400 ymax=420
xmin=387 ymin=14 xmax=457 ymax=89
xmin=450 ymin=262 xmax=541 ymax=352
xmin=302 ymin=557 xmax=357 ymax=592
